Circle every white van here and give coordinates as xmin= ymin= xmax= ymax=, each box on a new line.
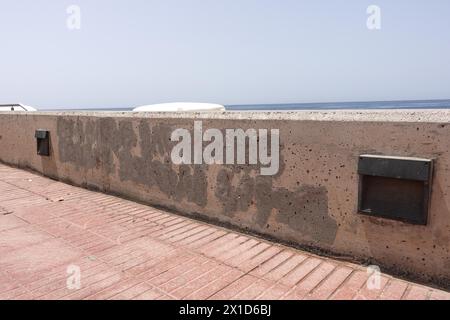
xmin=0 ymin=104 xmax=37 ymax=112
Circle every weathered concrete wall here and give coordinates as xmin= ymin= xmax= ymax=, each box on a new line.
xmin=0 ymin=110 xmax=449 ymax=287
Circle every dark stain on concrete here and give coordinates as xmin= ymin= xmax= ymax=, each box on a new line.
xmin=215 ymin=170 xmax=255 ymax=215
xmin=57 ymin=117 xmax=208 ymax=207
xmin=216 ymin=168 xmax=337 ymax=245
xmin=57 ymin=117 xmax=99 ymax=170
xmin=57 ymin=117 xmax=337 ymax=244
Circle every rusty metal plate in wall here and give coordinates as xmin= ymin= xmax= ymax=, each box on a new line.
xmin=358 ymin=155 xmax=433 ymax=225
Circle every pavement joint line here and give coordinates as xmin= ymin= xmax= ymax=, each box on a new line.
xmin=328 ymin=268 xmax=358 ymax=300
xmin=279 ymin=260 xmax=326 ymax=299
xmin=400 ymin=284 xmax=412 ymax=300
xmin=304 ymin=264 xmax=339 ymax=297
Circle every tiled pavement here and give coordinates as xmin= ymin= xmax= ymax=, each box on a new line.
xmin=0 ymin=163 xmax=449 ymax=300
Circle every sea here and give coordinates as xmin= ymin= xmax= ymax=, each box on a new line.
xmin=226 ymin=99 xmax=450 ymax=111
xmin=46 ymin=99 xmax=450 ymax=111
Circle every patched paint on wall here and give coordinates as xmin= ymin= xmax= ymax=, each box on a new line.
xmin=57 ymin=117 xmax=209 ymax=207
xmin=56 ymin=116 xmax=338 ymax=245
xmin=215 ymin=168 xmax=337 ymax=245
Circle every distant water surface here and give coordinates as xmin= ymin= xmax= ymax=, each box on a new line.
xmin=44 ymin=99 xmax=450 ymax=111
xmin=227 ymin=99 xmax=450 ymax=111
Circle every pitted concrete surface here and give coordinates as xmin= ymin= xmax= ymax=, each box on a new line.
xmin=0 ymin=164 xmax=449 ymax=300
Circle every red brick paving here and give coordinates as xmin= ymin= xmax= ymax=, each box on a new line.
xmin=0 ymin=163 xmax=449 ymax=300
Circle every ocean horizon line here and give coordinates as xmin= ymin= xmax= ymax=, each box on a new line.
xmin=40 ymin=98 xmax=450 ymax=112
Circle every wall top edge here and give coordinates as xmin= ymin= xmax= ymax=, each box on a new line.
xmin=1 ymin=109 xmax=450 ymax=123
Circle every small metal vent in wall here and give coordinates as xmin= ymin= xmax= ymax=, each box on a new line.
xmin=358 ymin=155 xmax=433 ymax=225
xmin=35 ymin=129 xmax=50 ymax=156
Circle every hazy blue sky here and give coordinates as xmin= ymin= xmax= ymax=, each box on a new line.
xmin=1 ymin=0 xmax=449 ymax=109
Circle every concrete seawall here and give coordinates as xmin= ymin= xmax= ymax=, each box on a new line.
xmin=0 ymin=110 xmax=449 ymax=287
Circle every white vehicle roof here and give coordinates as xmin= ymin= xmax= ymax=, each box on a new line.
xmin=0 ymin=104 xmax=37 ymax=112
xmin=133 ymin=102 xmax=225 ymax=112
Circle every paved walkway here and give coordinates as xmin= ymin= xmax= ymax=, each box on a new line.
xmin=0 ymin=164 xmax=449 ymax=300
